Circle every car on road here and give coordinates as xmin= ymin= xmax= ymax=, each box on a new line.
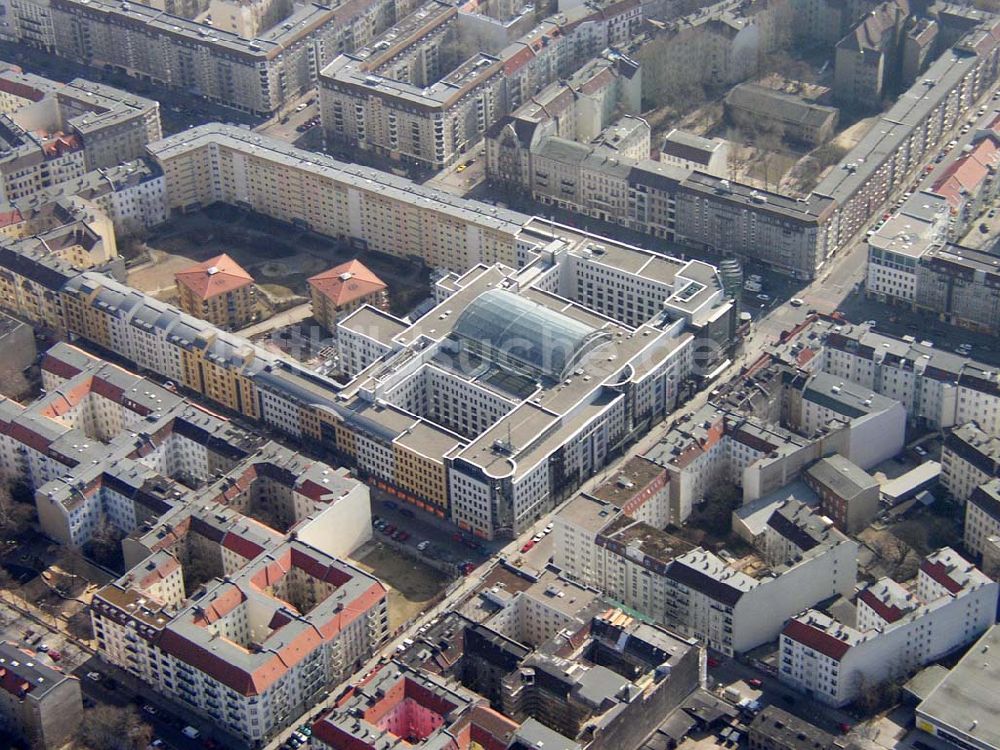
xmin=756 ymin=293 xmax=771 ymax=303
xmin=520 ymin=541 xmax=535 ymax=553
xmin=456 ymin=165 xmax=466 ymax=172
xmin=707 ymin=657 xmax=720 ymax=668
xmin=394 ymin=530 xmax=410 ymax=542
xmin=295 ymin=103 xmax=307 ymax=112
xmin=86 ymin=671 xmax=102 ymax=682
xmin=417 ymin=540 xmax=431 ymax=552
xmin=789 ymin=298 xmax=804 ymax=307
xmin=142 ymin=704 xmax=158 ymax=716
xmin=747 ymin=678 xmax=763 ymax=688
xmin=865 ymin=319 xmax=877 ymax=326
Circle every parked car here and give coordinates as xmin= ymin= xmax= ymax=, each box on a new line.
xmin=789 ymin=298 xmax=804 ymax=307
xmin=520 ymin=541 xmax=535 ymax=553
xmin=746 ymin=678 xmax=763 ymax=688
xmin=142 ymin=705 xmax=158 ymax=716
xmin=417 ymin=540 xmax=431 ymax=552
xmin=399 ymin=508 xmax=415 ymax=518
xmin=86 ymin=671 xmax=102 ymax=682
xmin=755 ymin=294 xmax=771 ymax=303
xmin=384 ymin=501 xmax=398 ymax=510
xmin=383 ymin=524 xmax=396 ymax=535
xmin=532 ymin=533 xmax=544 ymax=543
xmin=48 ymin=649 xmax=61 ymax=662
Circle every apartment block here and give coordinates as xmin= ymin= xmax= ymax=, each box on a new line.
xmin=673 ymin=174 xmax=836 ymax=280
xmin=147 ymin=124 xmax=529 ymax=273
xmin=554 ymin=493 xmax=858 ymax=655
xmin=10 ymin=0 xmax=399 ymax=115
xmin=0 ymin=641 xmax=83 ymax=749
xmin=776 ymin=317 xmax=1000 ymax=434
xmin=92 ymin=535 xmax=387 ymax=744
xmin=175 ymin=253 xmax=256 ymax=330
xmin=318 ymin=0 xmax=642 ymax=169
xmin=780 ymin=548 xmax=998 ymax=706
xmin=833 ymin=0 xmax=909 ymax=110
xmin=943 ymin=422 xmax=1000 ymax=504
xmin=815 ymin=18 xmax=1000 ymax=252
xmin=0 ymin=158 xmax=166 ymax=239
xmin=0 ymin=64 xmax=161 ymax=205
xmin=311 ymin=661 xmax=491 ymax=750
xmin=499 ymin=610 xmax=701 ymax=750
xmin=966 ymin=479 xmax=1000 ymax=561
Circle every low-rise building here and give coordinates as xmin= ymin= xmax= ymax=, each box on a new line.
xmin=780 ymin=547 xmax=998 ymax=706
xmin=803 ymin=455 xmax=879 ymax=533
xmin=0 ymin=641 xmax=83 ymax=749
xmin=915 ymin=624 xmax=1000 ymax=750
xmin=660 ymin=129 xmax=729 ymax=178
xmin=309 ymin=259 xmax=388 ymax=332
xmin=175 ymin=253 xmax=256 ymax=330
xmin=724 ymin=84 xmax=839 ymax=147
xmin=748 ymin=706 xmax=836 ymax=750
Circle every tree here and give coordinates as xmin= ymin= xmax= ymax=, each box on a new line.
xmin=77 ymin=705 xmax=152 ymax=750
xmin=82 ymin=521 xmax=125 ymax=572
xmin=0 ymin=479 xmax=36 ymax=542
xmin=855 ymin=675 xmax=902 ymax=716
xmin=690 ymin=481 xmax=741 ymax=539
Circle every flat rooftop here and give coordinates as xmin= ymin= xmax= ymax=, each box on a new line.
xmin=917 ymin=624 xmax=1000 ymax=750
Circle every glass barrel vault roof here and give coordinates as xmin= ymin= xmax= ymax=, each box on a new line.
xmin=451 ymin=289 xmax=609 ymax=380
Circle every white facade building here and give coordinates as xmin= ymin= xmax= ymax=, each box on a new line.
xmin=780 ymin=547 xmax=998 ymax=707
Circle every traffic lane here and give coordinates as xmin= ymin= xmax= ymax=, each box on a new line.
xmin=256 ymin=101 xmax=320 ymax=143
xmin=77 ymin=662 xmax=237 ymax=750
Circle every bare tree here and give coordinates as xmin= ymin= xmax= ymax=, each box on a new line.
xmin=77 ymin=705 xmax=152 ymax=750
xmin=0 ymin=480 xmax=35 ymax=542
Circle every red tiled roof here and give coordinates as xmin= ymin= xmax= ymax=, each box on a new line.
xmin=932 ymin=137 xmax=1000 ymax=208
xmin=308 ymin=260 xmax=386 ymax=308
xmin=858 ymin=588 xmax=904 ymax=623
xmin=920 ymin=559 xmax=963 ymax=594
xmin=781 ymin=619 xmax=851 ymax=661
xmin=175 ymin=253 xmax=254 ymax=300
